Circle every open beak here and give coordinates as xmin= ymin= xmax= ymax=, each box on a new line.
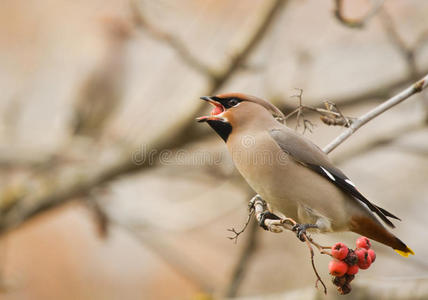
xmin=196 ymin=96 xmax=226 ymax=122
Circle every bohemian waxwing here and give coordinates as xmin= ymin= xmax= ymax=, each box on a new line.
xmin=197 ymin=92 xmax=414 ymax=257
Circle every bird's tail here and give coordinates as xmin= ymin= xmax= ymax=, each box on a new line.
xmin=350 ymin=215 xmax=414 ymax=257
xmin=393 ymin=237 xmax=415 ymax=257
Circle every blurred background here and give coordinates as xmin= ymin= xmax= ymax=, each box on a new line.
xmin=0 ymin=0 xmax=427 ymax=299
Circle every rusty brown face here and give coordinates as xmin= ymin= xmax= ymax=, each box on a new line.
xmin=197 ymin=93 xmax=285 ymax=141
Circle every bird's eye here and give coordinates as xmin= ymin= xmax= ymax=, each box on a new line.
xmin=228 ymin=99 xmax=239 ymax=107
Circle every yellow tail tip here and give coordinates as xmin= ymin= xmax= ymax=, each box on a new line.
xmin=394 ymin=247 xmax=415 ymax=257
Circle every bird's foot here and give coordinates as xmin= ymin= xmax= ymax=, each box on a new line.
xmin=259 ymin=211 xmax=281 ymax=231
xmin=292 ymin=223 xmax=318 ymax=241
xmin=248 ymin=194 xmax=264 ymax=211
xmin=249 ymin=195 xmax=283 ymax=233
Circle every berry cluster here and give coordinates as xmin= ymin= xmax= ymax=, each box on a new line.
xmin=328 ymin=236 xmax=376 ymax=295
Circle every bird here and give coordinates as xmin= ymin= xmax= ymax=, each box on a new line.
xmin=197 ymin=92 xmax=414 ymax=257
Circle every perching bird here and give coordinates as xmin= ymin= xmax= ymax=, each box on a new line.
xmin=197 ymin=93 xmax=414 ymax=257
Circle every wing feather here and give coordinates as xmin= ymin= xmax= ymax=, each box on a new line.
xmin=269 ymin=128 xmax=399 ymax=228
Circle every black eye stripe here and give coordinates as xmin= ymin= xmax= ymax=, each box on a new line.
xmin=228 ymin=99 xmax=239 ymax=106
xmin=215 ymin=97 xmax=242 ymax=109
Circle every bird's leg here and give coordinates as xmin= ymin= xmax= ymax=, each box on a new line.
xmin=248 ymin=194 xmax=262 ymax=212
xmin=292 ymin=223 xmax=319 ymax=242
xmin=250 ymin=194 xmax=284 ymax=232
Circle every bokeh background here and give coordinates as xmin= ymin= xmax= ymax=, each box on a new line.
xmin=0 ymin=0 xmax=427 ymax=299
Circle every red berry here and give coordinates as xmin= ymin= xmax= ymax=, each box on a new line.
xmin=368 ymin=248 xmax=376 ymax=263
xmin=346 ymin=264 xmax=359 ymax=275
xmin=355 ymin=248 xmax=372 ymax=269
xmin=331 ymin=242 xmax=349 ymax=260
xmin=355 ymin=248 xmax=367 ymax=260
xmin=329 ymin=260 xmax=348 ymax=277
xmin=356 ymin=236 xmax=371 ymax=249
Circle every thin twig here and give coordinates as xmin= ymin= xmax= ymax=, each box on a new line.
xmin=225 ymin=219 xmax=259 ymax=298
xmin=304 ymin=237 xmax=327 ymax=294
xmin=287 ymin=219 xmax=328 ymax=295
xmin=252 ymin=199 xmax=328 ymax=294
xmin=320 ymin=101 xmax=353 ymax=127
xmin=285 ymin=89 xmax=352 ymax=132
xmin=294 ymin=89 xmax=315 ymax=134
xmin=323 ymin=73 xmax=428 ymax=153
xmin=334 ymin=0 xmax=384 ymax=28
xmin=286 ymin=89 xmax=315 ymax=134
xmin=227 ymin=208 xmax=255 ymax=244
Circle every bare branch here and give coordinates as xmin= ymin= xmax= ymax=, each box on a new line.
xmin=414 ymin=29 xmax=428 ymax=56
xmin=207 ymin=0 xmax=289 ymax=87
xmin=135 ymin=0 xmax=289 ymax=144
xmin=333 ymin=121 xmax=424 ymax=164
xmin=285 ymin=89 xmax=353 ymax=133
xmin=304 ymin=236 xmax=327 ymax=295
xmin=319 ymin=101 xmax=353 ymax=127
xmin=4 ymin=63 xmax=428 ymax=171
xmin=227 ymin=205 xmax=255 ymax=244
xmin=252 ymin=198 xmax=329 ymax=295
xmin=0 ymin=238 xmax=9 ymax=292
xmin=225 ymin=219 xmax=259 ymax=298
xmin=379 ymin=9 xmax=418 ymax=79
xmin=310 ymin=65 xmax=428 ymax=107
xmin=288 ymin=89 xmax=316 ymax=134
xmin=0 ymin=0 xmax=288 ymax=235
xmin=323 ymin=73 xmax=428 ymax=153
xmin=112 ymin=219 xmax=215 ymax=293
xmin=85 ymin=196 xmax=110 ymax=238
xmin=131 ymin=0 xmax=216 ymax=79
xmin=378 ymin=8 xmax=428 ymax=125
xmin=334 ymin=0 xmax=384 ymax=28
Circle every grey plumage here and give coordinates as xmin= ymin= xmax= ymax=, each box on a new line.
xmin=269 ymin=127 xmax=398 ymax=228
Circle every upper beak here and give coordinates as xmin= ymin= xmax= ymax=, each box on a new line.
xmin=200 ymin=96 xmax=212 ymax=102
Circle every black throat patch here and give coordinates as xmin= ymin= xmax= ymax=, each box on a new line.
xmin=206 ymin=120 xmax=232 ymax=142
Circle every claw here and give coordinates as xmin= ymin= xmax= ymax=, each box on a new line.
xmin=259 ymin=211 xmax=281 ymax=230
xmin=292 ymin=223 xmax=318 ymax=241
